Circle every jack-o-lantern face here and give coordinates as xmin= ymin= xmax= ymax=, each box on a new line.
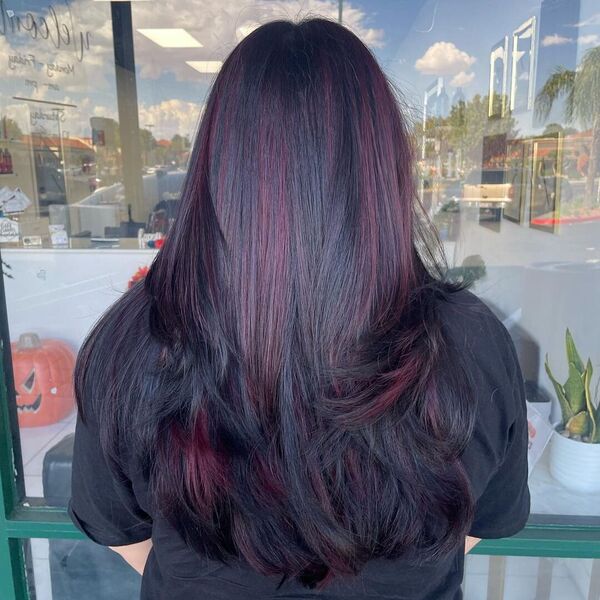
xmin=12 ymin=333 xmax=76 ymax=428
xmin=17 ymin=367 xmax=42 ymax=413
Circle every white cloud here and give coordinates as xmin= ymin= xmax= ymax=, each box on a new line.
xmin=580 ymin=34 xmax=600 ymax=46
xmin=415 ymin=42 xmax=475 ymax=76
xmin=92 ymin=105 xmax=118 ymax=119
xmin=450 ymin=70 xmax=475 ymax=87
xmin=338 ymin=3 xmax=384 ymax=48
xmin=542 ymin=34 xmax=573 ymax=47
xmin=138 ymin=99 xmax=203 ymax=140
xmin=572 ymin=13 xmax=600 ymax=27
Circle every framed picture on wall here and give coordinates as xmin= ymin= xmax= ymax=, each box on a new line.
xmin=529 ymin=131 xmax=564 ymax=233
xmin=503 ymin=138 xmax=533 ymax=224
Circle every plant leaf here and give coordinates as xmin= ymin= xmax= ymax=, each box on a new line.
xmin=566 ymin=411 xmax=591 ymax=436
xmin=583 ymin=359 xmax=600 ymax=443
xmin=545 ymin=353 xmax=574 ymax=425
xmin=566 ymin=328 xmax=585 ymax=374
xmin=564 ymin=361 xmax=586 ymax=413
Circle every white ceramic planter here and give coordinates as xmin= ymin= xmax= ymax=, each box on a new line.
xmin=549 ymin=430 xmax=600 ymax=493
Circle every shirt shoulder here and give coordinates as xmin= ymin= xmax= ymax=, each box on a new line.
xmin=436 ymin=288 xmax=518 ymax=406
xmin=435 ymin=288 xmax=526 ymax=498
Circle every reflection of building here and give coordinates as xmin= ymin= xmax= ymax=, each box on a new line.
xmin=489 ymin=37 xmax=509 ymax=117
xmin=90 ymin=117 xmax=119 ymax=148
xmin=487 ymin=16 xmax=539 ymax=118
xmin=423 ymin=77 xmax=450 ymax=119
xmin=451 ymin=87 xmax=465 ymax=106
xmin=436 ymin=86 xmax=450 ymax=118
xmin=510 ymin=17 xmax=537 ymax=113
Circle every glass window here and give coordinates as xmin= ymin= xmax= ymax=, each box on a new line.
xmin=19 ymin=539 xmax=600 ymax=600
xmin=22 ymin=538 xmax=141 ymax=600
xmin=371 ymin=0 xmax=600 ymax=521
xmin=1 ymin=0 xmax=600 ymax=529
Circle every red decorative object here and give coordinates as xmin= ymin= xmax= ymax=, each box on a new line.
xmin=128 ymin=265 xmax=149 ymax=289
xmin=11 ymin=333 xmax=76 ymax=427
xmin=147 ymin=237 xmax=165 ymax=249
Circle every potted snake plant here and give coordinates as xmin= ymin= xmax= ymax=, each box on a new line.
xmin=545 ymin=329 xmax=600 ymax=493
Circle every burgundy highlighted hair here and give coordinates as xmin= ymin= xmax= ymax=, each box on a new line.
xmin=75 ymin=18 xmax=476 ymax=589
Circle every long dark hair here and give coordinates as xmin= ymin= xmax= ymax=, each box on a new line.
xmin=75 ymin=17 xmax=475 ymax=589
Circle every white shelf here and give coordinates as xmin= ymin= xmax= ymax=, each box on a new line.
xmin=529 ymin=449 xmax=600 ymax=517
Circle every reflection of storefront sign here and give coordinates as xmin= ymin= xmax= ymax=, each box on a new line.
xmin=30 ymin=109 xmax=65 ymax=124
xmin=0 ymin=0 xmax=92 ymax=62
xmin=8 ymin=53 xmax=75 ymax=78
xmin=24 ymin=79 xmax=60 ymax=93
xmin=0 ymin=217 xmax=20 ymax=243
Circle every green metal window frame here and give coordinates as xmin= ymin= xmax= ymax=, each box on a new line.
xmin=2 ymin=344 xmax=600 ymax=600
xmin=0 ymin=2 xmax=599 ymax=598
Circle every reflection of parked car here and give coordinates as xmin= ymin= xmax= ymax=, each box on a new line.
xmin=462 ymin=169 xmax=513 ymax=205
xmin=441 ymin=179 xmax=463 ymax=202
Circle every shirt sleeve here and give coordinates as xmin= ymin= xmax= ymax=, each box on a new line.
xmin=468 ymin=330 xmax=531 ymax=539
xmin=68 ymin=407 xmax=153 ymax=547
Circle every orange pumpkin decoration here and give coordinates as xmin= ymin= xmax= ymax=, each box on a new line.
xmin=11 ymin=333 xmax=76 ymax=427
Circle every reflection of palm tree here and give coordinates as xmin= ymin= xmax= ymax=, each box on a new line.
xmin=535 ymin=46 xmax=600 ymax=202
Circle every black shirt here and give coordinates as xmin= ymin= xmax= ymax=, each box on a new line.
xmin=68 ymin=289 xmax=530 ymax=600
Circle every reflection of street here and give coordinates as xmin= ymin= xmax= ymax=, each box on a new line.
xmin=424 ymin=127 xmax=600 ymax=243
xmin=426 ymin=173 xmax=600 ymax=265
xmin=444 ymin=194 xmax=600 ymax=266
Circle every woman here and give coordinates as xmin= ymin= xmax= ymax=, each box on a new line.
xmin=69 ymin=17 xmax=530 ymax=600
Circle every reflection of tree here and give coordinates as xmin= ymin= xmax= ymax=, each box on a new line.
xmin=139 ymin=128 xmax=157 ymax=166
xmin=447 ymin=95 xmax=517 ymax=164
xmin=542 ymin=123 xmax=577 ymax=137
xmin=92 ymin=117 xmax=121 ymax=186
xmin=1 ymin=117 xmax=23 ymax=140
xmin=535 ymin=46 xmax=600 ymax=202
xmin=170 ymin=134 xmax=190 ymax=153
xmin=415 ymin=94 xmax=518 ymax=172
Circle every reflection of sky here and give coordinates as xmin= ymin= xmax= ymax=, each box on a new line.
xmin=352 ymin=1 xmax=542 ymax=107
xmin=350 ymin=0 xmax=600 ymax=134
xmin=133 ymin=1 xmax=525 ymax=123
xmin=1 ymin=0 xmax=600 ymax=139
xmin=135 ymin=0 xmax=542 ymax=113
